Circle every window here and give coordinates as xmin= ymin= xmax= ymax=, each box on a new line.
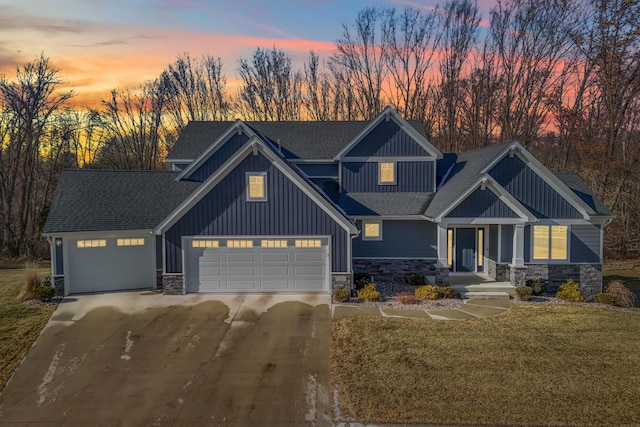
xmin=192 ymin=240 xmax=219 ymax=248
xmin=477 ymin=229 xmax=484 ymax=267
xmin=447 ymin=229 xmax=453 ymax=266
xmin=247 ymin=173 xmax=266 ymax=201
xmin=295 ymin=239 xmax=322 ymax=248
xmin=77 ymin=239 xmax=106 ymax=248
xmin=227 ymin=239 xmax=254 ymax=248
xmin=362 ymin=220 xmax=382 ymax=240
xmin=533 ymin=225 xmax=567 ymax=260
xmin=379 ymin=162 xmax=396 ymax=184
xmin=117 ymin=238 xmax=145 ymax=247
xmin=261 ymin=240 xmax=288 ymax=248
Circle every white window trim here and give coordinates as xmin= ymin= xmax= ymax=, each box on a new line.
xmin=246 ymin=172 xmax=267 ymax=201
xmin=362 ymin=220 xmax=383 ymax=241
xmin=531 ymin=225 xmax=569 ymax=261
xmin=378 ymin=161 xmax=396 ymax=185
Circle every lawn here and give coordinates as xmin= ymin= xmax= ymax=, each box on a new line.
xmin=0 ymin=263 xmax=57 ymax=392
xmin=604 ymin=260 xmax=640 ymax=307
xmin=332 ymin=304 xmax=640 ymax=426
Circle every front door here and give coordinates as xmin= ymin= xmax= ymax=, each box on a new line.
xmin=455 ymin=228 xmax=476 ymax=272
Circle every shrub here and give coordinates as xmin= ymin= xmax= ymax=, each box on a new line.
xmin=33 ymin=285 xmax=56 ymax=302
xmin=405 ymin=272 xmax=426 ymax=286
xmin=516 ymin=286 xmax=533 ymax=301
xmin=357 ymin=283 xmax=381 ymax=302
xmin=353 ymin=272 xmax=371 ymax=290
xmin=17 ymin=270 xmax=41 ymax=302
xmin=333 ymin=288 xmax=351 ymax=303
xmin=596 ymin=292 xmax=618 ymax=306
xmin=556 ymin=279 xmax=584 ymax=302
xmin=415 ymin=285 xmax=438 ymax=301
xmin=604 ymin=280 xmax=636 ymax=308
xmin=526 ymin=279 xmax=546 ymax=296
xmin=395 ymin=292 xmax=422 ymax=305
xmin=436 ymin=285 xmax=455 ymax=299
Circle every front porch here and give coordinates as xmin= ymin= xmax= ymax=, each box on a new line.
xmin=427 ymin=273 xmax=516 ymax=300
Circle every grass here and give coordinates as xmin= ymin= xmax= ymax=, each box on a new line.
xmin=332 ymin=305 xmax=640 ymax=426
xmin=0 ymin=263 xmax=57 ymax=392
xmin=603 ymin=260 xmax=640 ymax=307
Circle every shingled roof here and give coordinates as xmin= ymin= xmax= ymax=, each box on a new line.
xmin=168 ymin=120 xmax=428 ymax=161
xmin=339 ymin=192 xmax=435 ymax=216
xmin=555 ymin=173 xmax=613 ymax=217
xmin=43 ymin=170 xmax=201 ymax=233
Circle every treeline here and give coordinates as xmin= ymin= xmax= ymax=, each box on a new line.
xmin=1 ymin=0 xmax=639 ymax=259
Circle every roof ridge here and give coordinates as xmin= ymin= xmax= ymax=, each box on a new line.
xmin=62 ymin=168 xmax=178 ymax=173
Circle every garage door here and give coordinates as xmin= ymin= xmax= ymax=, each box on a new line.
xmin=67 ymin=237 xmax=154 ymax=293
xmin=185 ymin=237 xmax=329 ymax=293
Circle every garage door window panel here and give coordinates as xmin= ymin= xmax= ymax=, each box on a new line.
xmin=227 ymin=240 xmax=254 ymax=248
xmin=117 ymin=238 xmax=145 ymax=247
xmin=77 ymin=239 xmax=106 ymax=248
xmin=261 ymin=239 xmax=288 ymax=248
xmin=192 ymin=240 xmax=219 ymax=248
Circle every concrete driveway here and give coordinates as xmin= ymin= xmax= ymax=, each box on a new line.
xmin=0 ymin=291 xmax=331 ymax=426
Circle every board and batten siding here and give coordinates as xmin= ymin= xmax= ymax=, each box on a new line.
xmin=352 ymin=220 xmax=437 ymax=258
xmin=344 ymin=120 xmax=429 ymax=157
xmin=489 ymin=155 xmax=582 ymax=219
xmin=165 ymin=153 xmax=349 ymax=273
xmin=341 ymin=161 xmax=435 ymax=192
xmin=570 ymin=224 xmax=601 ymax=263
xmin=446 ymin=188 xmax=519 ymax=218
xmin=500 ymin=224 xmax=514 ymax=263
xmin=186 ymin=133 xmax=249 ymax=182
xmin=488 ymin=225 xmax=499 ymax=261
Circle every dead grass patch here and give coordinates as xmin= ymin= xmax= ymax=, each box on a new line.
xmin=0 ymin=265 xmax=56 ymax=391
xmin=332 ymin=304 xmax=640 ymax=426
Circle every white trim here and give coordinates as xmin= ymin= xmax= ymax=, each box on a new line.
xmin=333 ymin=107 xmax=443 ymax=160
xmin=166 ymin=158 xmax=194 ymax=163
xmin=43 ymin=229 xmax=154 ymax=238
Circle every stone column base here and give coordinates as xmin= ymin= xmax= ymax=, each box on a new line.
xmin=332 ymin=273 xmax=352 ymax=291
xmin=434 ymin=265 xmax=449 ymax=286
xmin=53 ymin=276 xmax=65 ymax=296
xmin=510 ymin=265 xmax=527 ymax=287
xmin=162 ymin=275 xmax=184 ymax=295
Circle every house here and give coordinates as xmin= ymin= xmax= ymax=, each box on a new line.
xmin=43 ymin=107 xmax=613 ymax=299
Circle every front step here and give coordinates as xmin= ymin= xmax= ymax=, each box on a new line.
xmin=455 ymin=283 xmax=516 ymax=296
xmin=459 ymin=291 xmax=511 ymax=300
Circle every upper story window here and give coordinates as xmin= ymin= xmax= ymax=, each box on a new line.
xmin=532 ymin=225 xmax=568 ymax=260
xmin=378 ymin=162 xmax=396 ymax=185
xmin=362 ymin=220 xmax=382 ymax=240
xmin=247 ymin=173 xmax=266 ymax=201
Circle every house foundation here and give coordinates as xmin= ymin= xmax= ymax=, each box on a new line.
xmin=162 ymin=275 xmax=184 ymax=295
xmin=526 ymin=264 xmax=602 ymax=300
xmin=353 ymin=259 xmax=437 ymax=284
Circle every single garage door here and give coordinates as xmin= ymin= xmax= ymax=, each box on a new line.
xmin=185 ymin=237 xmax=329 ymax=293
xmin=67 ymin=236 xmax=154 ymax=293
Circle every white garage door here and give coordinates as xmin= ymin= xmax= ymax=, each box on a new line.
xmin=185 ymin=237 xmax=329 ymax=293
xmin=67 ymin=236 xmax=154 ymax=294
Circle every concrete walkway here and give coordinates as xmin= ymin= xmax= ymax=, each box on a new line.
xmin=332 ymin=298 xmax=511 ymax=320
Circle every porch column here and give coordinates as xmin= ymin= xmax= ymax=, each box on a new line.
xmin=435 ymin=223 xmax=450 ymax=286
xmin=511 ymin=224 xmax=525 ymax=267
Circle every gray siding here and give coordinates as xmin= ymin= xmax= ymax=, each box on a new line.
xmin=447 ymin=188 xmax=519 ymax=218
xmin=295 ymin=163 xmax=339 ymax=177
xmin=500 ymin=225 xmax=513 ymax=263
xmin=186 ymin=133 xmax=249 ymax=182
xmin=341 ymin=161 xmax=435 ymax=192
xmin=155 ymin=235 xmax=162 ymax=268
xmin=352 ymin=220 xmax=437 ymax=258
xmin=570 ymin=224 xmax=601 ymax=263
xmin=488 ymin=225 xmax=498 ymax=261
xmin=165 ymin=152 xmax=349 ymax=273
xmin=524 ymin=224 xmax=531 ymax=262
xmin=55 ymin=238 xmax=64 ymax=275
xmin=489 ymin=156 xmax=582 ymax=219
xmin=345 ymin=120 xmax=429 ymax=157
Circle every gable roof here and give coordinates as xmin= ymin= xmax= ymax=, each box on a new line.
xmin=155 ymin=135 xmax=358 ymax=235
xmin=555 ymin=173 xmax=613 ymax=217
xmin=339 ymin=192 xmax=435 ymax=216
xmin=167 ymin=117 xmax=429 ymax=162
xmin=43 ymin=170 xmax=200 ymax=234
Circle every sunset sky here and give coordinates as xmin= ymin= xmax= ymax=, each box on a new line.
xmin=0 ymin=0 xmax=493 ymax=108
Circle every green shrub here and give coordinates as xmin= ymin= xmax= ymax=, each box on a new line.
xmin=516 ymin=286 xmax=533 ymax=301
xmin=526 ymin=279 xmax=546 ymax=296
xmin=405 ymin=272 xmax=426 ymax=286
xmin=333 ymin=288 xmax=351 ymax=303
xmin=353 ymin=272 xmax=371 ymax=290
xmin=436 ymin=285 xmax=455 ymax=299
xmin=357 ymin=283 xmax=381 ymax=302
xmin=596 ymin=292 xmax=617 ymax=305
xmin=604 ymin=280 xmax=636 ymax=308
xmin=556 ymin=279 xmax=584 ymax=302
xmin=33 ymin=285 xmax=56 ymax=302
xmin=415 ymin=285 xmax=438 ymax=301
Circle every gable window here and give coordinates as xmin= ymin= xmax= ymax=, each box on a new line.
xmin=77 ymin=239 xmax=106 ymax=248
xmin=378 ymin=162 xmax=396 ymax=185
xmin=533 ymin=225 xmax=568 ymax=260
xmin=247 ymin=173 xmax=266 ymax=201
xmin=362 ymin=220 xmax=382 ymax=240
xmin=117 ymin=238 xmax=145 ymax=247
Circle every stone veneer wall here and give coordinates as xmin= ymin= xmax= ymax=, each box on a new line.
xmin=332 ymin=273 xmax=352 ymax=291
xmin=487 ymin=259 xmax=497 ymax=279
xmin=526 ymin=264 xmax=602 ymax=300
xmin=353 ymin=259 xmax=437 ymax=284
xmin=162 ymin=275 xmax=184 ymax=295
xmin=495 ymin=264 xmax=510 ymax=282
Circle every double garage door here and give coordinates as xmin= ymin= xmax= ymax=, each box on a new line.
xmin=185 ymin=237 xmax=329 ymax=293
